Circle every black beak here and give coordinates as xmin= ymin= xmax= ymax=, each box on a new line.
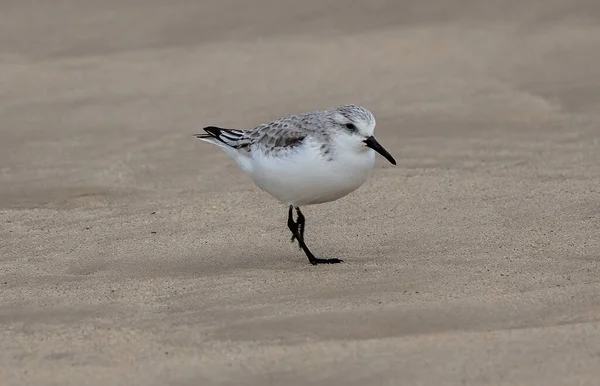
xmin=364 ymin=136 xmax=396 ymax=165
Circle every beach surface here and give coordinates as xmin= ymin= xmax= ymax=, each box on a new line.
xmin=1 ymin=1 xmax=600 ymax=385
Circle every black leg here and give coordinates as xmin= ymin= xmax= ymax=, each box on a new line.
xmin=289 ymin=207 xmax=305 ymax=250
xmin=289 ymin=207 xmax=300 ymax=247
xmin=286 ymin=205 xmax=343 ymax=265
xmin=295 ymin=207 xmax=305 ymax=244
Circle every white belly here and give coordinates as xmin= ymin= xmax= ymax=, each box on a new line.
xmin=247 ymin=142 xmax=376 ymax=206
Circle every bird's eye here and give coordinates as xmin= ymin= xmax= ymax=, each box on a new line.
xmin=345 ymin=123 xmax=357 ymax=132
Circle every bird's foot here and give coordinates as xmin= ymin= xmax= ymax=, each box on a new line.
xmin=309 ymin=257 xmax=344 ymax=265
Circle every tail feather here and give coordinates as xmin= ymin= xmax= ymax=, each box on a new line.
xmin=194 ymin=126 xmax=247 ymax=148
xmin=194 ymin=126 xmax=253 ymax=172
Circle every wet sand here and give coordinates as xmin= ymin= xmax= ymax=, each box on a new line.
xmin=1 ymin=1 xmax=600 ymax=385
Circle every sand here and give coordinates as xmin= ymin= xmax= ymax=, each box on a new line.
xmin=1 ymin=0 xmax=600 ymax=385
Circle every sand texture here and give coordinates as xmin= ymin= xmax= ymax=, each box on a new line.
xmin=1 ymin=1 xmax=600 ymax=385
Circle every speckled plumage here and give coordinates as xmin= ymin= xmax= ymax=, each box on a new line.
xmin=198 ymin=104 xmax=376 ymax=159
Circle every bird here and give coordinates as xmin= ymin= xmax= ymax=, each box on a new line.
xmin=194 ymin=104 xmax=396 ymax=265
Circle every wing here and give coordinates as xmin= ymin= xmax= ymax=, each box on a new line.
xmin=194 ymin=126 xmax=254 ymax=149
xmin=248 ymin=122 xmax=307 ymax=153
xmin=195 ymin=118 xmax=309 ymax=155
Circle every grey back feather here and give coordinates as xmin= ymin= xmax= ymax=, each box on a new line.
xmin=198 ymin=104 xmax=373 ymax=156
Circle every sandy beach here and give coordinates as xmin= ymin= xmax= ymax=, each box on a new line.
xmin=1 ymin=1 xmax=600 ymax=385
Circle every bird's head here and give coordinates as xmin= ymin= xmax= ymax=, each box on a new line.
xmin=329 ymin=104 xmax=396 ymax=165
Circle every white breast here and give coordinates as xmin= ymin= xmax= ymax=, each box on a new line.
xmin=246 ymin=138 xmax=376 ymax=206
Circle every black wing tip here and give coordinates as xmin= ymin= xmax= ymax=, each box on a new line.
xmin=193 ymin=126 xmax=225 ymax=138
xmin=194 ymin=126 xmax=247 ymax=150
xmin=203 ymin=126 xmax=224 ymax=135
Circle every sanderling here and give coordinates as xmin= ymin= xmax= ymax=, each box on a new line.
xmin=195 ymin=104 xmax=396 ymax=265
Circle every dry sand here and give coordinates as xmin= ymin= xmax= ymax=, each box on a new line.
xmin=1 ymin=1 xmax=600 ymax=385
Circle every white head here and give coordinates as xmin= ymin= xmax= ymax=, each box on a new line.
xmin=328 ymin=104 xmax=396 ymax=165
